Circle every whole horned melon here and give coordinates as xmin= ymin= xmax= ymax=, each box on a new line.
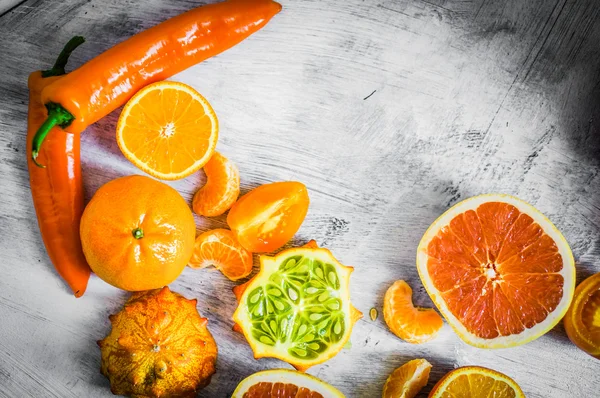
xmin=98 ymin=287 xmax=217 ymax=397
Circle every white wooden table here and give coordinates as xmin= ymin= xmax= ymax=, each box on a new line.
xmin=1 ymin=0 xmax=599 ymax=397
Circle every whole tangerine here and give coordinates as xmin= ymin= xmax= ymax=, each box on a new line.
xmin=80 ymin=175 xmax=196 ymax=291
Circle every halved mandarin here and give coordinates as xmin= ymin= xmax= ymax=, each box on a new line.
xmin=188 ymin=229 xmax=253 ymax=281
xmin=193 ymin=152 xmax=240 ymax=217
xmin=564 ymin=272 xmax=600 ymax=358
xmin=116 ymin=81 xmax=218 ymax=180
xmin=383 ymin=281 xmax=443 ymax=344
xmin=416 ymin=194 xmax=575 ymax=348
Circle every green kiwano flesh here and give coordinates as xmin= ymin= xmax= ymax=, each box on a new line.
xmin=246 ymin=254 xmax=348 ymax=360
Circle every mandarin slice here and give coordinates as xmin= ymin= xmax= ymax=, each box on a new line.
xmin=193 ymin=152 xmax=240 ymax=217
xmin=383 ymin=281 xmax=443 ymax=344
xmin=382 ymin=358 xmax=432 ymax=398
xmin=188 ymin=229 xmax=253 ymax=281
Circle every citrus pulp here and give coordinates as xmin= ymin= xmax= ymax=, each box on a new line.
xmin=428 ymin=366 xmax=524 ymax=398
xmin=116 ymin=81 xmax=218 ymax=180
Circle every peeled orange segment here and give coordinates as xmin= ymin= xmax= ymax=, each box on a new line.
xmin=564 ymin=272 xmax=600 ymax=358
xmin=383 ymin=280 xmax=443 ymax=344
xmin=382 ymin=358 xmax=431 ymax=398
xmin=231 ymin=369 xmax=345 ymax=398
xmin=428 ymin=366 xmax=525 ymax=398
xmin=193 ymin=152 xmax=240 ymax=217
xmin=188 ymin=229 xmax=253 ymax=281
xmin=116 ymin=81 xmax=218 ymax=180
xmin=232 ymin=246 xmax=362 ymax=372
xmin=417 ymin=194 xmax=575 ymax=348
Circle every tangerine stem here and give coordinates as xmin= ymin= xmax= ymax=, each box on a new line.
xmin=132 ymin=228 xmax=144 ymax=239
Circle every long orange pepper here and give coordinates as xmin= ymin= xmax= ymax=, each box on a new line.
xmin=27 ymin=37 xmax=91 ymax=297
xmin=32 ymin=0 xmax=282 ymax=162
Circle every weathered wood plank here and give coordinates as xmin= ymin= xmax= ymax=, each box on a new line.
xmin=1 ymin=0 xmax=599 ymax=397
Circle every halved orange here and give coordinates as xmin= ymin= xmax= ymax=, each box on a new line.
xmin=382 ymin=358 xmax=432 ymax=398
xmin=188 ymin=229 xmax=252 ymax=281
xmin=428 ymin=366 xmax=525 ymax=398
xmin=116 ymin=81 xmax=218 ymax=180
xmin=417 ymin=194 xmax=575 ymax=348
xmin=193 ymin=152 xmax=240 ymax=217
xmin=564 ymin=272 xmax=600 ymax=358
xmin=383 ymin=281 xmax=443 ymax=344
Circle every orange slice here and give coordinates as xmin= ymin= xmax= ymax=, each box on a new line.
xmin=417 ymin=194 xmax=575 ymax=348
xmin=383 ymin=358 xmax=432 ymax=398
xmin=428 ymin=366 xmax=525 ymax=398
xmin=564 ymin=272 xmax=600 ymax=358
xmin=188 ymin=229 xmax=252 ymax=281
xmin=192 ymin=152 xmax=240 ymax=217
xmin=116 ymin=81 xmax=218 ymax=180
xmin=383 ymin=280 xmax=443 ymax=344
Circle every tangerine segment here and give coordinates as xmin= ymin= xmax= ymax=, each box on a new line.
xmin=417 ymin=194 xmax=575 ymax=348
xmin=231 ymin=369 xmax=345 ymax=398
xmin=117 ymin=81 xmax=218 ymax=180
xmin=382 ymin=358 xmax=432 ymax=398
xmin=564 ymin=272 xmax=600 ymax=358
xmin=188 ymin=229 xmax=253 ymax=281
xmin=232 ymin=247 xmax=362 ymax=372
xmin=383 ymin=281 xmax=443 ymax=344
xmin=193 ymin=152 xmax=240 ymax=217
xmin=428 ymin=366 xmax=525 ymax=398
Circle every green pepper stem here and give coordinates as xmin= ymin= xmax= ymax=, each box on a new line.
xmin=31 ymin=104 xmax=75 ymax=167
xmin=41 ymin=36 xmax=85 ymax=78
xmin=32 ymin=36 xmax=84 ymax=167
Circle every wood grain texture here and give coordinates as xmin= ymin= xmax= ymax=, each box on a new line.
xmin=1 ymin=0 xmax=599 ymax=397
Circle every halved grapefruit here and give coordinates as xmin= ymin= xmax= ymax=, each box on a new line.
xmin=416 ymin=194 xmax=575 ymax=348
xmin=231 ymin=369 xmax=345 ymax=397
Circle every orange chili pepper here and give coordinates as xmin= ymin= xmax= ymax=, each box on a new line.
xmin=27 ymin=37 xmax=91 ymax=297
xmin=31 ymin=0 xmax=282 ymax=163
